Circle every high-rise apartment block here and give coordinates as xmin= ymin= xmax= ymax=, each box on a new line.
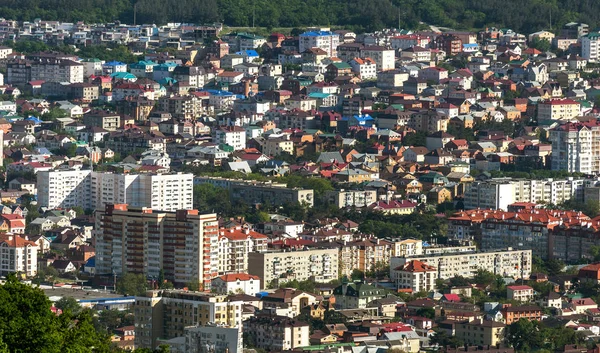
xmin=37 ymin=170 xmax=193 ymax=211
xmin=95 ymin=204 xmax=219 ymax=288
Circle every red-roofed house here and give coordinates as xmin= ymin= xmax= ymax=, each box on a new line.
xmin=0 ymin=214 xmax=25 ymax=233
xmin=0 ymin=234 xmax=37 ymax=277
xmin=211 ymin=273 xmax=261 ymax=295
xmin=507 ymin=285 xmax=534 ymax=302
xmin=442 ymin=293 xmax=461 ymax=302
xmin=570 ymin=298 xmax=598 ymax=314
xmin=393 ymin=260 xmax=436 ymax=292
xmin=579 ymin=263 xmax=600 ymax=283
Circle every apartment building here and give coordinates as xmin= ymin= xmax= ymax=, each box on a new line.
xmin=550 ymin=121 xmax=600 ymax=174
xmin=393 ymin=239 xmax=424 ymax=257
xmin=538 ymin=99 xmax=581 ymax=120
xmin=7 ymin=58 xmax=84 ymax=85
xmin=0 ymin=234 xmax=37 ymax=277
xmin=263 ymin=138 xmax=294 ymax=157
xmin=390 ymin=249 xmax=532 ymax=282
xmin=501 ymin=305 xmax=542 ymax=325
xmin=393 ymin=259 xmax=437 ymax=292
xmin=162 ymin=325 xmax=242 ymax=353
xmin=214 ymin=126 xmax=247 ymax=151
xmin=408 ymin=110 xmax=449 ymax=133
xmin=464 ymin=177 xmax=586 ymax=210
xmin=158 ymin=95 xmax=209 ymax=120
xmin=134 ymin=290 xmax=243 ymax=349
xmin=95 ymin=204 xmax=219 ymax=288
xmin=479 ymin=209 xmax=588 ymax=259
xmin=217 ymin=227 xmax=268 ymax=274
xmin=37 ymin=170 xmax=193 ymax=211
xmin=299 ymin=31 xmax=340 ymax=57
xmin=454 ymin=320 xmax=505 ymax=347
xmin=248 ymin=248 xmax=338 ymax=289
xmin=324 ymin=189 xmax=378 ymax=208
xmin=339 ymin=238 xmax=394 ymax=277
xmin=582 ymin=32 xmax=600 ymax=61
xmin=194 ymin=177 xmax=314 ymax=207
xmin=360 ymin=46 xmax=395 ymax=71
xmin=83 ymin=111 xmax=121 ymax=131
xmin=243 ymin=315 xmax=310 ymax=351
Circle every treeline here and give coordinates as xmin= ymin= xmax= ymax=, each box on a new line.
xmin=1 ymin=0 xmax=600 ymax=33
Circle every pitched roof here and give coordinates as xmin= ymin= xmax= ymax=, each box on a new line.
xmin=216 ymin=273 xmax=260 ymax=282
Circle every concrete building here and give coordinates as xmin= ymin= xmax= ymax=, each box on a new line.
xmin=211 ymin=273 xmax=261 ymax=296
xmin=299 ymin=31 xmax=340 ymax=57
xmin=454 ymin=320 xmax=506 ymax=347
xmin=134 ymin=290 xmax=243 ymax=349
xmin=360 ymin=46 xmax=396 ymax=71
xmin=393 ymin=259 xmax=437 ymax=292
xmin=217 ymin=227 xmax=268 ymax=274
xmin=582 ymin=32 xmax=600 ymax=61
xmin=95 ymin=205 xmax=219 ymax=288
xmin=37 ymin=171 xmax=193 ymax=212
xmin=0 ymin=234 xmax=37 ymax=277
xmin=214 ymin=126 xmax=247 ymax=151
xmin=194 ymin=177 xmax=314 ymax=207
xmin=507 ymin=285 xmax=534 ymax=302
xmin=243 ymin=315 xmax=310 ymax=351
xmin=550 ymin=121 xmax=600 ymax=174
xmin=162 ymin=325 xmax=242 ymax=353
xmin=538 ymin=99 xmax=580 ymax=121
xmin=248 ymin=248 xmax=338 ymax=289
xmin=83 ymin=111 xmax=121 ymax=131
xmin=390 ymin=249 xmax=532 ymax=282
xmin=324 ymin=189 xmax=378 ymax=208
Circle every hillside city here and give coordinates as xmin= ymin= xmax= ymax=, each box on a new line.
xmin=3 ymin=18 xmax=600 ymax=353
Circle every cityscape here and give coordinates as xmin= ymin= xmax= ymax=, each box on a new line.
xmin=2 ymin=8 xmax=600 ymax=353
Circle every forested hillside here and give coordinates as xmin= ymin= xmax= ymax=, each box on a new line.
xmin=0 ymin=0 xmax=599 ymax=33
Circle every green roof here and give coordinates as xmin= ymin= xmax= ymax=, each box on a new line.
xmin=301 ymin=343 xmax=356 ymax=351
xmin=588 ymin=32 xmax=600 ymax=39
xmin=332 ymin=62 xmax=352 ymax=69
xmin=390 ymin=104 xmax=405 ymax=111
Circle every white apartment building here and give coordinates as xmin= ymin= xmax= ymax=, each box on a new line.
xmin=582 ymin=32 xmax=600 ymax=61
xmin=538 ymin=99 xmax=581 ymax=121
xmin=361 ymin=46 xmax=396 ymax=71
xmin=31 ymin=59 xmax=84 ymax=83
xmin=217 ymin=227 xmax=268 ymax=274
xmin=464 ymin=177 xmax=586 ymax=210
xmin=390 ymin=248 xmax=532 ymax=282
xmin=348 ymin=57 xmax=377 ymax=80
xmin=324 ymin=189 xmax=378 ymax=208
xmin=248 ymin=248 xmax=339 ymax=289
xmin=37 ymin=170 xmax=193 ymax=211
xmin=393 ymin=239 xmax=424 ymax=257
xmin=214 ymin=126 xmax=247 ymax=151
xmin=96 ymin=205 xmax=219 ymax=287
xmin=551 ymin=122 xmax=599 ymax=174
xmin=506 ymin=285 xmax=534 ymax=302
xmin=299 ymin=31 xmax=340 ymax=57
xmin=393 ymin=259 xmax=437 ymax=292
xmin=164 ymin=325 xmax=242 ymax=353
xmin=211 ymin=273 xmax=261 ymax=296
xmin=243 ymin=315 xmax=310 ymax=351
xmin=0 ymin=234 xmax=37 ymax=277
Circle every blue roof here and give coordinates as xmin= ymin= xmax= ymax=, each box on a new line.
xmin=301 ymin=31 xmax=335 ymax=37
xmin=236 ymin=50 xmax=259 ymax=57
xmin=85 ymin=256 xmax=95 ymax=267
xmin=308 ymin=92 xmax=330 ymax=99
xmin=463 ymin=43 xmax=479 ymax=48
xmin=352 ymin=114 xmax=374 ymax=121
xmin=204 ymin=89 xmax=235 ymax=97
xmin=110 ymin=72 xmax=136 ymax=79
xmin=26 ymin=117 xmax=42 ymax=123
xmin=104 ymin=61 xmax=126 ymax=66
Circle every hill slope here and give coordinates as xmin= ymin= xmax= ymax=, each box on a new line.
xmin=0 ymin=0 xmax=598 ymax=33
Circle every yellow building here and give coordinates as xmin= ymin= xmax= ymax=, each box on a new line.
xmin=454 ymin=319 xmax=505 ymax=346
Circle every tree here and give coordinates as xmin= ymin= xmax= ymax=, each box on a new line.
xmin=528 ymin=38 xmax=551 ymax=52
xmin=0 ymin=274 xmax=113 ymax=352
xmin=506 ymin=319 xmax=544 ymax=351
xmin=116 ymin=273 xmax=148 ymax=296
xmin=351 ymin=269 xmax=365 ymax=281
xmin=186 ymin=279 xmax=201 ymax=291
xmin=473 ymin=269 xmax=498 ymax=286
xmin=70 ymin=206 xmax=85 ymax=217
xmin=429 ymin=327 xmax=463 ymax=347
xmin=54 ymin=296 xmax=81 ymax=315
xmin=416 ymin=307 xmax=435 ymax=319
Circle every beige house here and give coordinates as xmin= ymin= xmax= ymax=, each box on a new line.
xmin=507 ymin=285 xmax=534 ymax=302
xmin=393 ymin=259 xmax=437 ymax=292
xmin=454 ymin=319 xmax=505 ymax=346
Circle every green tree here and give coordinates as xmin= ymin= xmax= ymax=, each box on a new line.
xmin=429 ymin=327 xmax=463 ymax=347
xmin=54 ymin=296 xmax=81 ymax=315
xmin=116 ymin=273 xmax=148 ymax=296
xmin=416 ymin=307 xmax=435 ymax=319
xmin=506 ymin=319 xmax=544 ymax=351
xmin=528 ymin=38 xmax=551 ymax=52
xmin=351 ymin=269 xmax=365 ymax=281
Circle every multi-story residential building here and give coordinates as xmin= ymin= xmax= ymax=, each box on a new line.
xmin=348 ymin=57 xmax=377 ymax=79
xmin=83 ymin=111 xmax=121 ymax=131
xmin=299 ymin=31 xmax=340 ymax=57
xmin=507 ymin=285 xmax=534 ymax=302
xmin=214 ymin=126 xmax=247 ymax=151
xmin=464 ymin=178 xmax=586 ymax=210
xmin=479 ymin=209 xmax=588 ymax=259
xmin=538 ymin=99 xmax=581 ymax=120
xmin=324 ymin=189 xmax=378 ymax=208
xmin=26 ymin=58 xmax=84 ymax=83
xmin=0 ymin=234 xmax=37 ymax=277
xmin=172 ymin=66 xmax=206 ymax=88
xmin=360 ymin=46 xmax=395 ymax=71
xmin=162 ymin=325 xmax=242 ymax=353
xmin=393 ymin=239 xmax=424 ymax=257
xmin=134 ymin=290 xmax=243 ymax=349
xmin=582 ymin=32 xmax=600 ymax=61
xmin=408 ymin=110 xmax=449 ymax=133
xmin=339 ymin=238 xmax=394 ymax=277
xmin=217 ymin=227 xmax=268 ymax=274
xmin=248 ymin=248 xmax=338 ymax=288
xmin=195 ymin=177 xmax=314 ymax=207
xmin=501 ymin=305 xmax=542 ymax=325
xmin=37 ymin=171 xmax=193 ymax=211
xmin=211 ymin=273 xmax=261 ymax=296
xmin=393 ymin=259 xmax=437 ymax=292
xmin=454 ymin=320 xmax=506 ymax=347
xmin=390 ymin=249 xmax=532 ymax=282
xmin=332 ymin=282 xmax=386 ymax=309
xmin=550 ymin=121 xmax=600 ymax=173
xmin=95 ymin=204 xmax=219 ymax=288
xmin=243 ymin=315 xmax=310 ymax=351
xmin=158 ymin=95 xmax=209 ymax=120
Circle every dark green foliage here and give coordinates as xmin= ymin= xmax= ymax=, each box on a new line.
xmin=116 ymin=273 xmax=148 ymax=296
